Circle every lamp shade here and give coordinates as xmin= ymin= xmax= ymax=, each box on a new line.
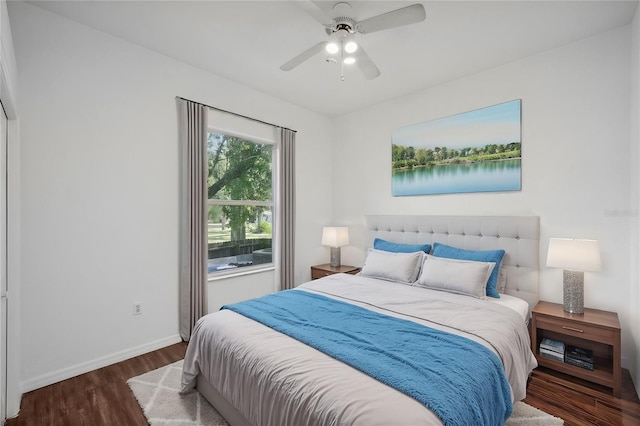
xmin=321 ymin=227 xmax=350 ymax=248
xmin=546 ymin=238 xmax=602 ymax=272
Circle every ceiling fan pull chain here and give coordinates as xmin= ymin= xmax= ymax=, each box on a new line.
xmin=340 ymin=39 xmax=345 ymax=82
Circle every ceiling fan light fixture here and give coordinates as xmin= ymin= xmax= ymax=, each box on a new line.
xmin=344 ymin=40 xmax=358 ymax=53
xmin=343 ymin=57 xmax=356 ymax=65
xmin=325 ymin=42 xmax=339 ymax=54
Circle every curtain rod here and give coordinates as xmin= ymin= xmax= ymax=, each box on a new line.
xmin=176 ymin=96 xmax=297 ymax=134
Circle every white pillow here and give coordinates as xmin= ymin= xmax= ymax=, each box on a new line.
xmin=360 ymin=249 xmax=423 ymax=284
xmin=414 ymin=254 xmax=495 ymax=299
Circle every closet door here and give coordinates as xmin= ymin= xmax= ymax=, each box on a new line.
xmin=0 ymin=101 xmax=7 ymax=422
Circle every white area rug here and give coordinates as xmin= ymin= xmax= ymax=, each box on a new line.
xmin=128 ymin=360 xmax=564 ymax=426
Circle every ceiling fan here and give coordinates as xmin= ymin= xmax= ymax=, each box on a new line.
xmin=280 ymin=1 xmax=426 ymax=81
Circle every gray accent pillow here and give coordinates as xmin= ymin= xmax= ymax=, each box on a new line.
xmin=414 ymin=254 xmax=495 ymax=299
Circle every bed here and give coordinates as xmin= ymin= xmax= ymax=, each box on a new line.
xmin=181 ymin=215 xmax=540 ymax=426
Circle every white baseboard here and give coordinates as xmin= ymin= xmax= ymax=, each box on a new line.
xmin=20 ymin=334 xmax=182 ymax=393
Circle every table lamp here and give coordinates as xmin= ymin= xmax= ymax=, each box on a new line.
xmin=546 ymin=238 xmax=602 ymax=314
xmin=321 ymin=226 xmax=350 ymax=268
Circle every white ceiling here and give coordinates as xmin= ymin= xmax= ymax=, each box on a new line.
xmin=27 ymin=0 xmax=638 ymax=117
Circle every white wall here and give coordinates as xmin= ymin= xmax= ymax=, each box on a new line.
xmin=333 ymin=26 xmax=637 ymax=378
xmin=9 ymin=1 xmax=333 ymax=392
xmin=631 ymin=4 xmax=640 ymax=393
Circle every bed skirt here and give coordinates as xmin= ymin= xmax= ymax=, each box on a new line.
xmin=196 ymin=374 xmax=250 ymax=426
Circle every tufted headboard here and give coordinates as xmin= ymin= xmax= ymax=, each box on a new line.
xmin=364 ymin=215 xmax=540 ymax=310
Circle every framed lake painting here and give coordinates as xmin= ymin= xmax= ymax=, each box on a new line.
xmin=391 ymin=99 xmax=521 ymax=196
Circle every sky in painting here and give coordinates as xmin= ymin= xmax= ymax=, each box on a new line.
xmin=392 ymin=100 xmax=521 ymax=150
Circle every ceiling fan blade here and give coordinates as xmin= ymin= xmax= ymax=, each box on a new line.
xmin=357 ymin=4 xmax=426 ymax=34
xmin=354 ymin=46 xmax=380 ymax=80
xmin=293 ymin=0 xmax=333 ymax=26
xmin=280 ymin=42 xmax=327 ymax=71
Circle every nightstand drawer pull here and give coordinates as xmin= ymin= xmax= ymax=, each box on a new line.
xmin=562 ymin=326 xmax=584 ymax=333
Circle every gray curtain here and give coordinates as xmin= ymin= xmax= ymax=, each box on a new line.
xmin=279 ymin=128 xmax=296 ymax=290
xmin=177 ymin=98 xmax=208 ymax=341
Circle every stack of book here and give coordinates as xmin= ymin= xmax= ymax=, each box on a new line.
xmin=539 ymin=338 xmax=565 ymax=362
xmin=565 ymin=345 xmax=594 ymax=370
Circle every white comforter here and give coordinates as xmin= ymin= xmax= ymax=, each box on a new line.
xmin=182 ymin=274 xmax=537 ymax=426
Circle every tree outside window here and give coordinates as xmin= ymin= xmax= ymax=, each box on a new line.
xmin=207 ymin=132 xmax=274 ymax=273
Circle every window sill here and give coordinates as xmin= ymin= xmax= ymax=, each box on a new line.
xmin=208 ymin=264 xmax=275 ymax=282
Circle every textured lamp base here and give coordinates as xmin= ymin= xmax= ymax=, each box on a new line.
xmin=329 ymin=247 xmax=341 ymax=268
xmin=563 ymin=270 xmax=584 ymax=314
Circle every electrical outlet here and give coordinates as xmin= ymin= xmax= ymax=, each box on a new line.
xmin=133 ymin=302 xmax=143 ymax=316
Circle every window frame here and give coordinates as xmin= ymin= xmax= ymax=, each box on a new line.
xmin=205 ymin=124 xmax=279 ymax=280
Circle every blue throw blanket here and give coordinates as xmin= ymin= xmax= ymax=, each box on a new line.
xmin=222 ymin=290 xmax=512 ymax=426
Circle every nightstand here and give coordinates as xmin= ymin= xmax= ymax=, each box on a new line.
xmin=310 ymin=263 xmax=360 ymax=280
xmin=531 ymin=301 xmax=621 ymax=397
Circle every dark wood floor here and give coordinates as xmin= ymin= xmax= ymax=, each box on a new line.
xmin=5 ymin=343 xmax=640 ymax=425
xmin=6 ymin=342 xmax=187 ymax=426
xmin=524 ymin=366 xmax=640 ymax=425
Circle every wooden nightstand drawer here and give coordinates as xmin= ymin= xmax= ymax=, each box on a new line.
xmin=535 ymin=315 xmax=616 ymax=345
xmin=310 ymin=264 xmax=360 ymax=280
xmin=311 ymin=269 xmax=332 ymax=280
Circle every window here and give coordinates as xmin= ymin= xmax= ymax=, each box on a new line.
xmin=206 ymin=131 xmax=275 ymax=275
